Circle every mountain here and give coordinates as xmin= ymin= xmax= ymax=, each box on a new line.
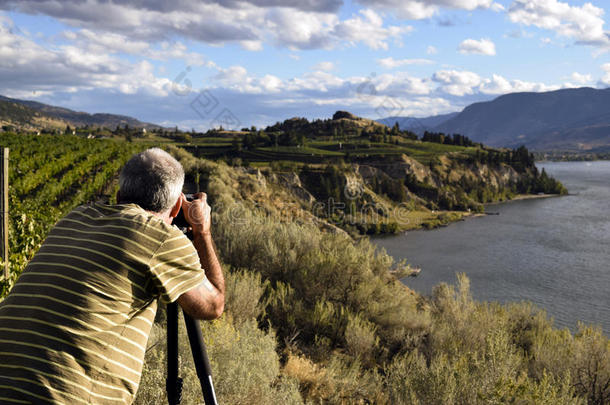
xmin=0 ymin=95 xmax=161 ymax=131
xmin=377 ymin=112 xmax=459 ymax=134
xmin=435 ymin=87 xmax=610 ymax=151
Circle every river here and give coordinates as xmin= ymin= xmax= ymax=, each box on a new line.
xmin=372 ymin=161 xmax=610 ymax=335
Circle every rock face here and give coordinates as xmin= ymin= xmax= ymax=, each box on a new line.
xmin=274 ymin=172 xmax=317 ymax=205
xmin=379 ymin=154 xmax=430 ymax=184
xmin=355 ymin=164 xmax=426 ymax=205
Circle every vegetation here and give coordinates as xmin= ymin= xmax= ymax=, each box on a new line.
xmin=1 ymin=125 xmax=599 ymax=404
xmin=0 ymin=133 xmax=144 ymax=295
xmin=133 ymin=154 xmax=607 ymax=404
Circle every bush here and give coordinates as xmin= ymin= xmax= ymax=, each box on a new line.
xmin=283 ymin=353 xmax=385 ymax=404
xmin=134 ymin=313 xmax=302 ymax=404
xmin=344 ymin=313 xmax=379 ymax=363
xmin=224 ymin=268 xmax=267 ymax=326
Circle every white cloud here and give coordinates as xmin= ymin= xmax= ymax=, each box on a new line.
xmin=240 ymin=40 xmax=264 ymax=51
xmin=427 ymin=45 xmax=438 ymax=55
xmin=377 ymin=57 xmax=434 ymax=68
xmin=0 ymin=16 xmax=175 ymax=97
xmin=63 ymin=29 xmax=207 ymax=66
xmin=490 ymin=2 xmax=505 ymax=12
xmin=356 ymin=0 xmax=497 ymax=20
xmin=570 ymin=72 xmax=592 ymax=85
xmin=478 ymin=74 xmax=559 ymax=94
xmin=432 ymin=70 xmax=482 ymax=96
xmin=312 ymin=61 xmax=335 ymax=71
xmin=332 ymin=9 xmax=413 ymax=50
xmin=508 ymin=0 xmax=609 ymax=46
xmin=0 ymin=1 xmax=411 ymax=51
xmin=458 ymin=38 xmax=496 ymax=55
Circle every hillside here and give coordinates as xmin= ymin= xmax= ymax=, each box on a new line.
xmin=378 ymin=112 xmax=459 ymax=135
xmin=176 ymin=111 xmax=566 ymax=235
xmin=0 ymin=95 xmax=161 ymax=131
xmin=434 ymin=87 xmax=610 ymax=151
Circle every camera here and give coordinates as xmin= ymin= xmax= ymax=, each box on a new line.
xmin=173 ymin=193 xmax=195 ymax=234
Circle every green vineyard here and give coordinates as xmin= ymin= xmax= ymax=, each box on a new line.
xmin=0 ymin=133 xmax=145 ymax=295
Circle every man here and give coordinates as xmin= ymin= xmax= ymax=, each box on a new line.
xmin=0 ymin=148 xmax=225 ymax=404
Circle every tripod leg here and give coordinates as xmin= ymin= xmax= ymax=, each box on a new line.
xmin=183 ymin=311 xmax=219 ymax=405
xmin=166 ymin=303 xmax=183 ymax=405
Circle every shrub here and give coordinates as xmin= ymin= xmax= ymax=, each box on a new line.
xmin=283 ymin=353 xmax=385 ymax=404
xmin=134 ymin=313 xmax=302 ymax=404
xmin=344 ymin=313 xmax=379 ymax=363
xmin=224 ymin=268 xmax=267 ymax=326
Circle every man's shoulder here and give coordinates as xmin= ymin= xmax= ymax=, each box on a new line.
xmin=65 ymin=203 xmax=180 ymax=239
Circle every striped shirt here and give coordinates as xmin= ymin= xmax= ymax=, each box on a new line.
xmin=0 ymin=203 xmax=206 ymax=404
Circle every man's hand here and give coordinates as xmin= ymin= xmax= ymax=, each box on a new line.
xmin=181 ymin=192 xmax=211 ymax=235
xmin=177 ymin=192 xmax=225 ymax=320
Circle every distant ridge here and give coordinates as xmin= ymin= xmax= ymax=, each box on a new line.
xmin=0 ymin=95 xmax=162 ymax=131
xmin=434 ymin=87 xmax=610 ymax=151
xmin=377 ymin=112 xmax=459 ymax=135
xmin=378 ymin=87 xmax=610 ymax=151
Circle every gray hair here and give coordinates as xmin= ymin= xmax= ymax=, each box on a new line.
xmin=119 ymin=148 xmax=184 ymax=213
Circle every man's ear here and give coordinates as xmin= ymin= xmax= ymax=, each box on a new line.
xmin=169 ymin=194 xmax=183 ymax=219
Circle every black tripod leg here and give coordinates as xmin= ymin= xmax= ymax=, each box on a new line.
xmin=183 ymin=311 xmax=219 ymax=405
xmin=166 ymin=303 xmax=183 ymax=405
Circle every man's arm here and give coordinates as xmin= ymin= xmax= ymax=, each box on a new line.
xmin=176 ymin=193 xmax=225 ymax=320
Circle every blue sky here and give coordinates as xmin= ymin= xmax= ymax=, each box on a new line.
xmin=1 ymin=0 xmax=610 ymax=130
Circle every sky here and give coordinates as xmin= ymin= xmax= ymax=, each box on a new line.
xmin=1 ymin=0 xmax=610 ymax=130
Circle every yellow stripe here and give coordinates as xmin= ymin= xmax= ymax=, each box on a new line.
xmin=20 ymin=267 xmax=130 ymax=305
xmin=59 ymin=217 xmax=162 ymax=246
xmin=162 ymin=273 xmax=206 ymax=303
xmin=0 ymin=308 xmax=145 ymax=375
xmin=0 ymin=385 xmax=55 ymax=404
xmin=12 ymin=280 xmax=152 ymax=332
xmin=0 ymin=375 xmax=90 ymax=405
xmin=0 ymin=351 xmax=133 ymax=395
xmin=0 ymin=315 xmax=145 ymax=364
xmin=93 ymin=203 xmax=143 ymax=215
xmin=34 ymin=251 xmax=147 ymax=295
xmin=164 ymin=234 xmax=189 ymax=244
xmin=0 ymin=364 xmax=126 ymax=402
xmin=0 ymin=340 xmax=140 ymax=387
xmin=53 ymin=226 xmax=155 ymax=256
xmin=2 ymin=296 xmax=155 ymax=337
xmin=72 ymin=207 xmax=166 ymax=238
xmin=0 ymin=395 xmax=30 ymax=404
xmin=42 ymin=241 xmax=146 ymax=278
xmin=152 ymin=251 xmax=199 ymax=273
xmin=44 ymin=235 xmax=147 ymax=277
xmin=154 ymin=243 xmax=197 ymax=262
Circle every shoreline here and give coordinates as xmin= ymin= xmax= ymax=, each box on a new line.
xmin=499 ymin=193 xmax=561 ymax=202
xmin=426 ymin=193 xmax=563 ymax=229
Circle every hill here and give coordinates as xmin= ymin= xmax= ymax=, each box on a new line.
xmin=378 ymin=112 xmax=459 ymax=135
xmin=434 ymin=87 xmax=610 ymax=151
xmin=181 ymin=111 xmax=565 ymax=235
xmin=0 ymin=95 xmax=161 ymax=131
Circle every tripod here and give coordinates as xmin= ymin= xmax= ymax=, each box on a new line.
xmin=166 ymin=302 xmax=219 ymax=405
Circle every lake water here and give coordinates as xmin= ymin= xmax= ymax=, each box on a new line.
xmin=372 ymin=161 xmax=610 ymax=335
